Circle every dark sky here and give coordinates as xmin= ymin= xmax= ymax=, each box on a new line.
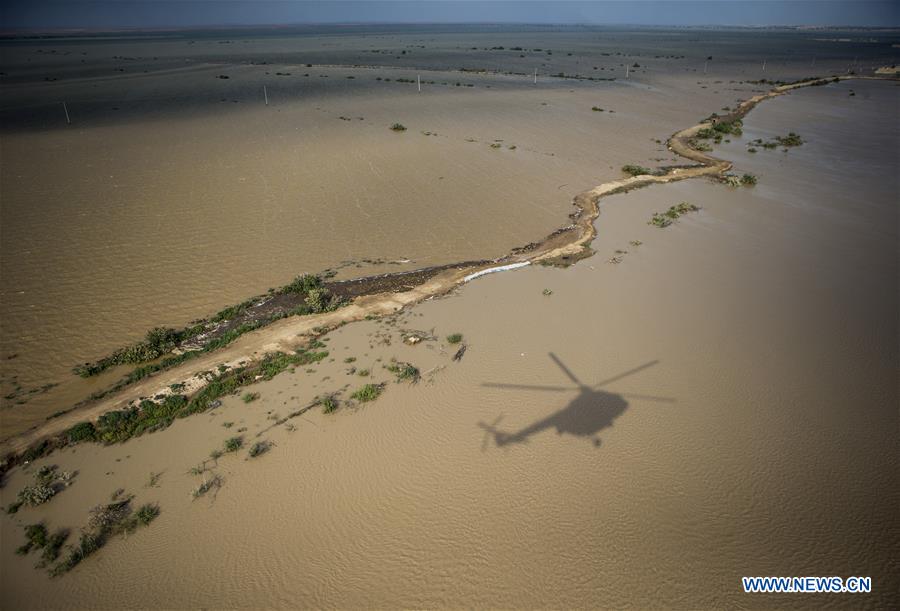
xmin=2 ymin=1 xmax=898 ymax=30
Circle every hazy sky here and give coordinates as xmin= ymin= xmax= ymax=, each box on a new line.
xmin=2 ymin=1 xmax=898 ymax=30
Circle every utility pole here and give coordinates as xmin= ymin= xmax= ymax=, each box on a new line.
xmin=762 ymin=59 xmax=766 ymax=72
xmin=533 ymin=67 xmax=537 ymax=84
xmin=625 ymin=64 xmax=629 ymax=79
xmin=417 ymin=73 xmax=421 ymax=92
xmin=62 ymin=101 xmax=70 ymax=125
xmin=263 ymin=86 xmax=268 ymax=106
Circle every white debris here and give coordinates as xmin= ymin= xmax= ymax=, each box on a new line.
xmin=463 ymin=262 xmax=530 ymax=283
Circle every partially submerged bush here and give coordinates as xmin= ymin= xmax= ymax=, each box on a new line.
xmin=48 ymin=493 xmax=156 ymax=577
xmin=740 ymin=173 xmax=758 ymax=186
xmin=224 ymin=436 xmax=243 ymax=453
xmin=621 ymin=164 xmax=652 ymax=177
xmin=390 ymin=123 xmax=407 ymax=131
xmin=446 ymin=333 xmax=464 ymax=344
xmin=386 ymin=361 xmax=420 ymax=383
xmin=722 ymin=174 xmax=742 ymax=187
xmin=282 ymin=274 xmax=322 ymax=294
xmin=649 ymin=202 xmax=700 ymax=228
xmin=192 ymin=475 xmax=223 ymax=500
xmin=16 ymin=523 xmax=48 ymax=555
xmin=73 ymin=327 xmax=185 ymax=377
xmin=19 ymin=483 xmax=56 ymax=507
xmin=248 ymin=441 xmax=272 ymax=458
xmin=775 ymin=132 xmax=803 ymax=147
xmin=15 ymin=465 xmax=75 ymax=508
xmin=351 ymin=384 xmax=384 ymax=403
xmin=320 ymin=396 xmax=338 ymax=414
xmin=135 ymin=503 xmax=160 ymax=526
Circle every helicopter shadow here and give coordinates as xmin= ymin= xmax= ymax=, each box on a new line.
xmin=479 ymin=353 xmax=674 ymax=449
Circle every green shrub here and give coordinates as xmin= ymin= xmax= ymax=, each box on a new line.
xmin=649 ymin=202 xmax=699 ymax=228
xmin=740 ymin=173 xmax=758 ymax=186
xmin=621 ymin=164 xmax=652 ymax=177
xmin=283 ymin=274 xmax=322 ymax=294
xmin=446 ymin=333 xmax=463 ymax=344
xmin=16 ymin=523 xmax=48 ymax=555
xmin=41 ymin=530 xmax=68 ymax=564
xmin=224 ymin=436 xmax=243 ymax=452
xmin=135 ymin=503 xmax=160 ymax=526
xmin=66 ymin=422 xmax=97 ymax=444
xmin=713 ymin=118 xmax=743 ymax=136
xmin=21 ymin=439 xmax=51 ymax=463
xmin=775 ymin=132 xmax=803 ymax=147
xmin=320 ymin=396 xmax=338 ymax=414
xmin=387 ymin=361 xmax=420 ymax=383
xmin=351 ymin=384 xmax=383 ymax=402
xmin=390 ymin=123 xmax=407 ymax=131
xmin=242 ymin=392 xmax=259 ymax=403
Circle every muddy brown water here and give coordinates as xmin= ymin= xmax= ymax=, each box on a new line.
xmin=0 ymin=77 xmax=896 ymax=608
xmin=10 ymin=27 xmax=872 ymax=435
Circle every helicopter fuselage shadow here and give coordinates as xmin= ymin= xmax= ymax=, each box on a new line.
xmin=479 ymin=389 xmax=628 ymax=448
xmin=479 ymin=354 xmax=672 ymax=449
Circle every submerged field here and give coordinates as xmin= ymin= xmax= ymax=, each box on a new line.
xmin=1 ymin=26 xmax=899 ymax=608
xmin=2 ymin=25 xmax=897 ymax=434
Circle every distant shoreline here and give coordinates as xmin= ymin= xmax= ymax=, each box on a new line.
xmin=3 ymin=23 xmax=899 ymax=41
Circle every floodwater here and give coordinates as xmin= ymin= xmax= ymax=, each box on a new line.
xmin=1 ymin=78 xmax=896 ymax=608
xmin=2 ymin=26 xmax=896 ymax=435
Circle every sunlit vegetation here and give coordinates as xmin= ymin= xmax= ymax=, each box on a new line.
xmin=649 ymin=202 xmax=700 ymax=228
xmin=58 ymin=349 xmax=329 ymax=448
xmin=446 ymin=333 xmax=464 ymax=344
xmin=320 ymin=395 xmax=338 ymax=414
xmin=48 ymin=494 xmax=158 ymax=576
xmin=73 ymin=326 xmax=196 ymax=378
xmin=621 ymin=164 xmax=652 ymax=177
xmin=386 ymin=360 xmax=420 ymax=383
xmin=748 ymin=132 xmax=803 ymax=150
xmin=351 ymin=383 xmax=384 ymax=402
xmin=72 ymin=275 xmax=343 ymax=382
xmin=390 ymin=123 xmax=407 ymax=131
xmin=7 ymin=465 xmax=76 ymax=514
xmin=17 ymin=523 xmax=69 ymax=568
